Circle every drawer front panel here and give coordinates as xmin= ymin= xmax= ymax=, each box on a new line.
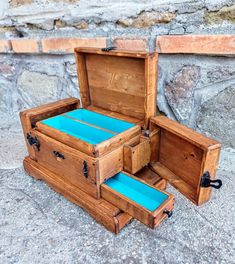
xmin=29 ymin=130 xmax=99 ymax=198
xmin=101 ymin=172 xmax=174 ymax=228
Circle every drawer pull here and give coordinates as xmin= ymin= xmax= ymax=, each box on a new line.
xmin=83 ymin=161 xmax=88 ymax=178
xmin=163 ymin=209 xmax=173 ymax=218
xmin=53 ymin=151 xmax=65 ymax=160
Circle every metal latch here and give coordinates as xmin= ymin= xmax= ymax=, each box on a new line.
xmin=163 ymin=209 xmax=173 ymax=218
xmin=83 ymin=161 xmax=88 ymax=178
xmin=101 ymin=46 xmax=116 ymax=52
xmin=27 ymin=133 xmax=40 ymax=151
xmin=200 ymin=171 xmax=222 ymax=189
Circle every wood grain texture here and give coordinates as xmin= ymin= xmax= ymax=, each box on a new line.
xmin=20 ymin=98 xmax=80 ymax=159
xmin=74 ymin=48 xmax=158 ymax=129
xmin=30 ymin=130 xmax=99 ymax=198
xmin=123 ymin=136 xmax=150 ymax=174
xmin=149 ymin=116 xmax=221 ymax=205
xmin=101 ymin=172 xmax=174 ymax=228
xmin=23 ymin=156 xmax=132 ymax=234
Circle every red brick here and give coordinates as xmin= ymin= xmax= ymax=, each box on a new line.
xmin=41 ymin=38 xmax=106 ymax=53
xmin=0 ymin=40 xmax=12 ymax=53
xmin=11 ymin=39 xmax=40 ymax=53
xmin=156 ymin=35 xmax=235 ymax=55
xmin=113 ymin=38 xmax=148 ymax=51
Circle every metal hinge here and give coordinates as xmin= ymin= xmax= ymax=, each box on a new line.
xmin=200 ymin=171 xmax=222 ymax=189
xmin=27 ymin=133 xmax=40 ymax=151
xmin=83 ymin=161 xmax=88 ymax=178
xmin=101 ymin=46 xmax=116 ymax=52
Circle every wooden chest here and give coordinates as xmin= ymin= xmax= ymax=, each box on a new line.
xmin=20 ymin=47 xmax=222 ymax=233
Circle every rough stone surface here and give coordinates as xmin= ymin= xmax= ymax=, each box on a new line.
xmin=0 ymin=130 xmax=234 ymax=263
xmin=164 ymin=66 xmax=200 ymax=123
xmin=204 ymin=4 xmax=235 ymax=24
xmin=158 ymin=54 xmax=235 ymax=147
xmin=196 ymin=86 xmax=235 ymax=148
xmin=18 ymin=71 xmax=59 ymax=107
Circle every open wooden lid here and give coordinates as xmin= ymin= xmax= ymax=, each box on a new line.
xmin=74 ymin=47 xmax=158 ymax=129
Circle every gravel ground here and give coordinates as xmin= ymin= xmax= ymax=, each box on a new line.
xmin=0 ymin=131 xmax=234 ymax=264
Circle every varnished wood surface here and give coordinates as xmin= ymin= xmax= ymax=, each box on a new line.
xmin=23 ymin=156 xmax=132 ymax=234
xmin=20 ymin=98 xmax=80 ymax=160
xmin=101 ymin=172 xmax=174 ymax=228
xmin=75 ymin=48 xmax=157 ymax=129
xmin=150 ymin=116 xmax=221 ymax=205
xmin=123 ymin=136 xmax=150 ymax=174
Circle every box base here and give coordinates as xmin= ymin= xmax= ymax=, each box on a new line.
xmin=23 ymin=156 xmax=167 ymax=233
xmin=23 ymin=156 xmax=132 ymax=234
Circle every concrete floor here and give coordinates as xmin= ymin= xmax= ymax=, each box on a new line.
xmin=0 ymin=131 xmax=234 ymax=264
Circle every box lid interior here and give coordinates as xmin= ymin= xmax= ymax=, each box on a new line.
xmin=74 ymin=47 xmax=157 ymax=129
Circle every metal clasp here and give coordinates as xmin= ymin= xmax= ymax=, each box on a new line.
xmin=200 ymin=171 xmax=222 ymax=189
xmin=101 ymin=46 xmax=116 ymax=52
xmin=27 ymin=133 xmax=40 ymax=151
xmin=83 ymin=161 xmax=88 ymax=178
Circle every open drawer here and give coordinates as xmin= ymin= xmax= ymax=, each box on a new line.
xmin=101 ymin=172 xmax=174 ymax=228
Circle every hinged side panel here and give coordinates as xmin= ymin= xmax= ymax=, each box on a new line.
xmin=149 ymin=116 xmax=222 ymax=205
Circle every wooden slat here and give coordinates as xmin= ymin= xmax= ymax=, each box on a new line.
xmin=150 ymin=162 xmax=197 ymax=203
xmin=150 ymin=116 xmax=221 ymax=150
xmin=23 ymin=156 xmax=132 ymax=234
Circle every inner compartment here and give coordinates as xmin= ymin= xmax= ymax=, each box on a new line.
xmin=150 ymin=122 xmax=204 ymax=201
xmin=40 ymin=109 xmax=135 ymax=145
xmin=104 ymin=172 xmax=168 ymax=212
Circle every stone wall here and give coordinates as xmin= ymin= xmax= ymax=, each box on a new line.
xmin=0 ymin=0 xmax=234 ymax=147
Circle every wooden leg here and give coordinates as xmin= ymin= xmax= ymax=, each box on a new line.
xmin=23 ymin=156 xmax=132 ymax=234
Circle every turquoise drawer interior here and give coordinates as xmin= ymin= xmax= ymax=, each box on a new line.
xmin=104 ymin=172 xmax=168 ymax=212
xmin=40 ymin=109 xmax=135 ymax=145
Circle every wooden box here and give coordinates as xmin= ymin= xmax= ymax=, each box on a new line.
xmin=20 ymin=47 xmax=222 ymax=234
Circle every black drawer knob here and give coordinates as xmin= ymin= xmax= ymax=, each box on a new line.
xmin=163 ymin=209 xmax=173 ymax=218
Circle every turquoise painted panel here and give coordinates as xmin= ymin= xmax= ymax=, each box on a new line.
xmin=104 ymin=172 xmax=168 ymax=212
xmin=64 ymin=109 xmax=135 ymax=133
xmin=41 ymin=115 xmax=115 ymax=145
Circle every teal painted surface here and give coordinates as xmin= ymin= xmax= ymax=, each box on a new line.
xmin=41 ymin=115 xmax=115 ymax=144
xmin=104 ymin=172 xmax=168 ymax=212
xmin=65 ymin=109 xmax=135 ymax=133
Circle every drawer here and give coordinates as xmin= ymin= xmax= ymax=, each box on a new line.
xmin=124 ymin=136 xmax=150 ymax=174
xmin=101 ymin=172 xmax=174 ymax=228
xmin=28 ymin=130 xmax=99 ymax=198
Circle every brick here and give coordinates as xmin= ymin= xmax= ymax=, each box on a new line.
xmin=41 ymin=38 xmax=106 ymax=53
xmin=156 ymin=35 xmax=235 ymax=55
xmin=11 ymin=39 xmax=40 ymax=53
xmin=0 ymin=40 xmax=12 ymax=53
xmin=113 ymin=38 xmax=148 ymax=51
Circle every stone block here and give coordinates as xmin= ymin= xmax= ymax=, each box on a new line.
xmin=156 ymin=35 xmax=235 ymax=55
xmin=11 ymin=39 xmax=40 ymax=53
xmin=41 ymin=38 xmax=106 ymax=54
xmin=0 ymin=40 xmax=12 ymax=53
xmin=113 ymin=38 xmax=148 ymax=51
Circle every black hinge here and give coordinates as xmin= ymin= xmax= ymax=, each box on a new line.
xmin=101 ymin=46 xmax=116 ymax=52
xmin=83 ymin=161 xmax=88 ymax=178
xmin=200 ymin=171 xmax=222 ymax=189
xmin=27 ymin=133 xmax=40 ymax=151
